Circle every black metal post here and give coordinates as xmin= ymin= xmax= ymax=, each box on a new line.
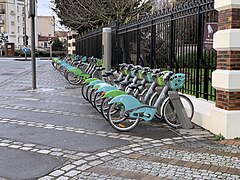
xmin=169 ymin=13 xmax=175 ymax=71
xmin=124 ymin=28 xmax=128 ymax=63
xmin=115 ymin=21 xmax=120 ymax=65
xmin=136 ymin=27 xmax=141 ymax=65
xmin=196 ymin=7 xmax=203 ymax=98
xmin=150 ymin=19 xmax=156 ymax=69
xmin=30 ymin=0 xmax=36 ymax=90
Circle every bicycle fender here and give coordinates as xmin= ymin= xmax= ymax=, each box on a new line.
xmin=96 ymin=85 xmax=117 ymax=93
xmin=108 ymin=95 xmax=142 ymax=111
xmin=83 ymin=78 xmax=100 ymax=84
xmin=92 ymin=83 xmax=110 ymax=90
xmin=102 ymin=90 xmax=126 ymax=99
xmin=87 ymin=80 xmax=102 ymax=87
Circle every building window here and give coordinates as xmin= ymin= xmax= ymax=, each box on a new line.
xmin=17 ymin=16 xmax=19 ymax=23
xmin=18 ymin=37 xmax=20 ymax=43
xmin=18 ymin=26 xmax=20 ymax=33
xmin=17 ymin=6 xmax=19 ymax=12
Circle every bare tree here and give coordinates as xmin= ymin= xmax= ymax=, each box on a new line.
xmin=52 ymin=0 xmax=152 ymax=32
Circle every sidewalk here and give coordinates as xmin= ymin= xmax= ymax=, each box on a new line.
xmin=0 ymin=59 xmax=239 ymax=179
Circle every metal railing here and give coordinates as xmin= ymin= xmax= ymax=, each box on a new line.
xmin=76 ymin=0 xmax=217 ymax=101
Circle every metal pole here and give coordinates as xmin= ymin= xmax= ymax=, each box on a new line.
xmin=196 ymin=6 xmax=203 ymax=98
xmin=50 ymin=44 xmax=52 ymax=58
xmin=30 ymin=0 xmax=36 ymax=90
xmin=24 ymin=0 xmax=27 ymax=60
xmin=102 ymin=28 xmax=112 ymax=71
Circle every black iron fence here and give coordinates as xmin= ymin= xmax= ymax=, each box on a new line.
xmin=76 ymin=0 xmax=217 ymax=101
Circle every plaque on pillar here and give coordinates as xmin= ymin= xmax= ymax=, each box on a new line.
xmin=203 ymin=23 xmax=218 ymax=50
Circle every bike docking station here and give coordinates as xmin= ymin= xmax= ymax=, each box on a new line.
xmin=168 ymin=91 xmax=193 ymax=129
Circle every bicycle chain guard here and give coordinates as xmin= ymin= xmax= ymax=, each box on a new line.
xmin=126 ymin=106 xmax=157 ymax=122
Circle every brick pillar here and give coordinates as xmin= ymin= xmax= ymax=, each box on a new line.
xmin=211 ymin=0 xmax=240 ymax=138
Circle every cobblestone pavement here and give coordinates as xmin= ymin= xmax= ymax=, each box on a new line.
xmin=0 ymin=60 xmax=239 ymax=179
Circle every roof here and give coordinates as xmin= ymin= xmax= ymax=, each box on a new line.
xmin=55 ymin=31 xmax=68 ymax=37
xmin=38 ymin=35 xmax=56 ymax=42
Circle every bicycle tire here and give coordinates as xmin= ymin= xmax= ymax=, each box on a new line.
xmin=85 ymin=86 xmax=92 ymax=102
xmin=100 ymin=97 xmax=111 ymax=121
xmin=161 ymin=94 xmax=194 ymax=128
xmin=81 ymin=83 xmax=89 ymax=100
xmin=107 ymin=102 xmax=140 ymax=132
xmin=89 ymin=88 xmax=96 ymax=106
xmin=66 ymin=71 xmax=82 ymax=85
xmin=148 ymin=92 xmax=162 ymax=120
xmin=93 ymin=92 xmax=103 ymax=113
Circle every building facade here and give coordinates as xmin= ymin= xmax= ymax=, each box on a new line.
xmin=37 ymin=16 xmax=55 ymax=50
xmin=0 ymin=0 xmax=40 ymax=49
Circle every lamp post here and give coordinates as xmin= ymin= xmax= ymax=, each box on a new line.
xmin=30 ymin=0 xmax=36 ymax=90
xmin=24 ymin=0 xmax=27 ymax=60
xmin=48 ymin=34 xmax=53 ymax=58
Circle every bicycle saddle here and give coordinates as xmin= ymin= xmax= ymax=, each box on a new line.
xmin=120 ymin=80 xmax=133 ymax=86
xmin=128 ymin=83 xmax=142 ymax=89
xmin=102 ymin=70 xmax=115 ymax=77
xmin=96 ymin=67 xmax=105 ymax=71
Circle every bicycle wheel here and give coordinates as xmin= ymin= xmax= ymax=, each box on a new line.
xmin=148 ymin=92 xmax=162 ymax=120
xmin=93 ymin=92 xmax=103 ymax=113
xmin=65 ymin=71 xmax=82 ymax=85
xmin=100 ymin=97 xmax=111 ymax=121
xmin=89 ymin=88 xmax=96 ymax=106
xmin=107 ymin=102 xmax=140 ymax=132
xmin=81 ymin=83 xmax=88 ymax=100
xmin=86 ymin=86 xmax=92 ymax=102
xmin=161 ymin=94 xmax=194 ymax=128
xmin=59 ymin=66 xmax=66 ymax=75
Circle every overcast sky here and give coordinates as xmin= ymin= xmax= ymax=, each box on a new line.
xmin=37 ymin=0 xmax=67 ymax=31
xmin=38 ymin=0 xmax=53 ymax=16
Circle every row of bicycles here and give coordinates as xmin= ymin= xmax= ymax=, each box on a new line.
xmin=52 ymin=55 xmax=194 ymax=132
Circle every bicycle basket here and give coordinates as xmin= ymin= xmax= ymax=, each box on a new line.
xmin=169 ymin=73 xmax=185 ymax=90
xmin=156 ymin=75 xmax=164 ymax=86
xmin=81 ymin=56 xmax=87 ymax=62
xmin=130 ymin=69 xmax=135 ymax=77
xmin=96 ymin=59 xmax=103 ymax=67
xmin=137 ymin=70 xmax=143 ymax=80
xmin=146 ymin=72 xmax=153 ymax=83
xmin=123 ymin=68 xmax=128 ymax=76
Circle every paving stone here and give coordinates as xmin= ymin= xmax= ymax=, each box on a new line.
xmin=38 ymin=176 xmax=54 ymax=180
xmin=89 ymin=160 xmax=104 ymax=166
xmin=73 ymin=160 xmax=87 ymax=166
xmin=76 ymin=152 xmax=90 ymax=157
xmin=85 ymin=155 xmax=99 ymax=161
xmin=121 ymin=150 xmax=133 ymax=154
xmin=8 ymin=145 xmax=21 ymax=149
xmin=20 ymin=147 xmax=32 ymax=151
xmin=61 ymin=165 xmax=76 ymax=171
xmin=50 ymin=152 xmax=64 ymax=156
xmin=49 ymin=170 xmax=65 ymax=177
xmin=65 ymin=170 xmax=80 ymax=177
xmin=96 ymin=152 xmax=110 ymax=157
xmin=55 ymin=176 xmax=69 ymax=180
xmin=37 ymin=150 xmax=51 ymax=154
xmin=76 ymin=164 xmax=92 ymax=171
